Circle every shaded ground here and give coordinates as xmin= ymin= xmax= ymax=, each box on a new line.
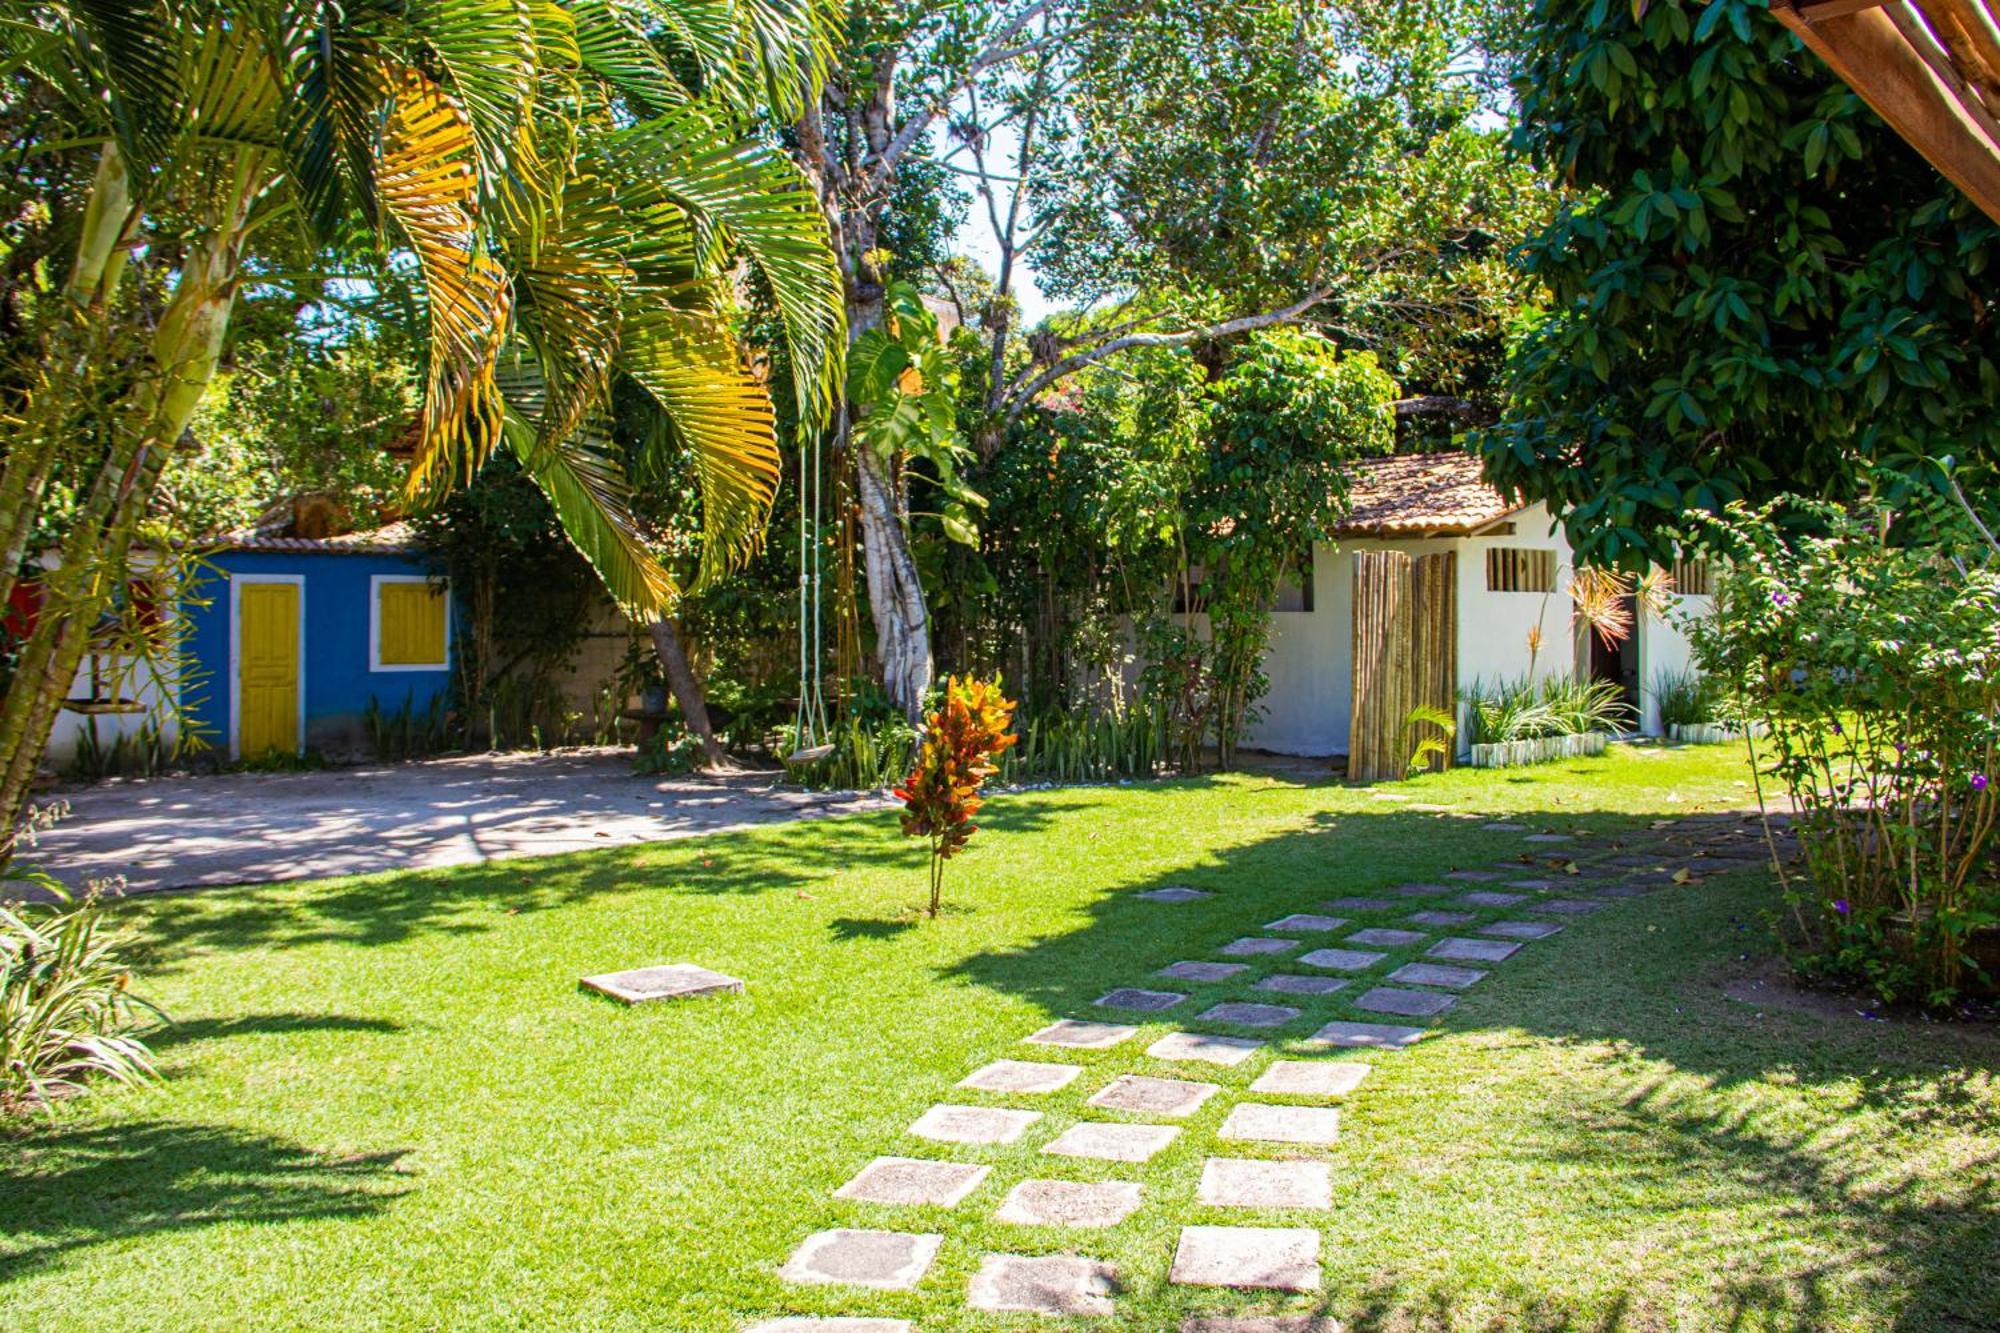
xmin=18 ymin=750 xmax=890 ymax=893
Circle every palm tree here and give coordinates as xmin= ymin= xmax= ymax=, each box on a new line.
xmin=0 ymin=0 xmax=844 ymax=824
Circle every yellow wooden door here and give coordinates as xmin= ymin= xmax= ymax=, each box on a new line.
xmin=238 ymin=581 xmax=299 ymax=756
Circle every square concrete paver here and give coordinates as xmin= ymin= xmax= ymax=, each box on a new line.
xmin=1384 ymin=882 xmax=1451 ymax=897
xmin=1043 ymin=1121 xmax=1182 ymax=1162
xmin=1250 ymin=1059 xmax=1370 ymax=1098
xmin=1524 ymin=833 xmax=1575 ymax=843
xmin=1297 ymin=947 xmax=1387 ymax=973
xmin=1088 ymin=1073 xmax=1220 ymax=1118
xmin=834 ymin=1157 xmax=990 ymax=1207
xmin=1265 ymin=913 xmax=1347 ymax=933
xmin=1218 ymin=1103 xmax=1341 ymax=1146
xmin=1482 ymin=822 xmax=1528 ymax=832
xmin=1535 ymin=898 xmax=1608 ymax=915
xmin=1388 ymin=961 xmax=1486 ymax=990
xmin=1148 ymin=1032 xmax=1266 ymax=1066
xmin=1219 ymin=936 xmax=1300 ymax=957
xmin=1346 ymin=927 xmax=1427 ymax=948
xmin=1408 ymin=910 xmax=1477 ymax=927
xmin=1254 ymin=973 xmax=1350 ymax=997
xmin=1444 ymin=869 xmax=1505 ymax=882
xmin=1479 ymin=919 xmax=1564 ymax=941
xmin=1307 ymin=1019 xmax=1428 ymax=1049
xmin=1429 ymin=936 xmax=1522 ymax=963
xmin=909 ymin=1104 xmax=1042 ymax=1145
xmin=958 ymin=1059 xmax=1083 ymax=1095
xmin=578 ymin=963 xmax=744 ymax=1004
xmin=1198 ymin=1002 xmax=1300 ymax=1029
xmin=1181 ymin=1319 xmax=1341 ymax=1333
xmin=1026 ymin=1019 xmax=1138 ymax=1049
xmin=1506 ymin=877 xmax=1563 ymax=891
xmin=780 ymin=1229 xmax=943 ymax=1290
xmin=1095 ymin=987 xmax=1187 ymax=1012
xmin=1139 ymin=886 xmax=1212 ymax=902
xmin=1456 ymin=890 xmax=1529 ymax=908
xmin=744 ymin=1312 xmax=916 ymax=1320
xmin=1320 ymin=896 xmax=1396 ymax=911
xmin=1158 ymin=960 xmax=1250 ymax=983
xmin=996 ymin=1179 xmax=1144 ymax=1228
xmin=1199 ymin=1158 xmax=1332 ymax=1209
xmin=1354 ymin=986 xmax=1456 ymax=1018
xmin=1170 ymin=1226 xmax=1320 ymax=1291
xmin=968 ymin=1253 xmax=1118 ymax=1316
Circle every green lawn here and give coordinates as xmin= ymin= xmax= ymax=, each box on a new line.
xmin=5 ymin=744 xmax=1996 ymax=1331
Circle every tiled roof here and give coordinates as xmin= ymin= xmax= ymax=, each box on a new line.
xmin=1330 ymin=451 xmax=1525 ymax=538
xmin=211 ymin=520 xmax=422 ymax=554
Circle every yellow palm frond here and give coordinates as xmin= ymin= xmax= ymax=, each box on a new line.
xmin=376 ymin=66 xmax=514 ymax=500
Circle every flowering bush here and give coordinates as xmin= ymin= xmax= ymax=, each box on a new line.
xmin=1689 ymin=498 xmax=2000 ymax=1007
xmin=895 ymin=676 xmax=1018 ymax=917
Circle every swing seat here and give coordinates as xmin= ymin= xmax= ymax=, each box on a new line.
xmin=787 ymin=742 xmax=835 ymax=764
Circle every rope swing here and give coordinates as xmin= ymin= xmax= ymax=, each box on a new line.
xmin=789 ymin=419 xmax=833 ymax=764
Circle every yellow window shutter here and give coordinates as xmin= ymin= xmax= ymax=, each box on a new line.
xmin=379 ymin=581 xmax=447 ymax=666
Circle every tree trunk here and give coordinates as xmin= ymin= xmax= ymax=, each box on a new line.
xmin=647 ymin=614 xmax=728 ymax=771
xmin=854 ymin=426 xmax=932 ymax=721
xmin=0 ymin=153 xmax=260 ymax=831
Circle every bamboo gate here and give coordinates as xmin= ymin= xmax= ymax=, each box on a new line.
xmin=1348 ymin=550 xmax=1457 ymax=782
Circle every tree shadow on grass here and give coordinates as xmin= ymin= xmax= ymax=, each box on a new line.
xmin=116 ymin=793 xmax=1078 ymax=964
xmin=144 ymin=1012 xmax=405 ymax=1053
xmin=0 ymin=1119 xmax=410 ymax=1284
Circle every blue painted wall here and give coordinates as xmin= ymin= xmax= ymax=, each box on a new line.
xmin=181 ymin=550 xmax=453 ymax=755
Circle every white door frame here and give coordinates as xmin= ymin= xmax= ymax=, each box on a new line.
xmin=227 ymin=573 xmax=307 ymax=759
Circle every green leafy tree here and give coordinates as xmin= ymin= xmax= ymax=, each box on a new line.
xmin=1482 ymin=0 xmax=2000 ymax=567
xmin=0 ymin=0 xmax=844 ymax=826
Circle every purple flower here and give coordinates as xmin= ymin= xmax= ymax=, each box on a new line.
xmin=1772 ymin=589 xmax=1790 ymax=607
xmin=1895 ymin=741 xmax=1908 ymax=754
xmin=1831 ymin=721 xmax=1843 ymax=735
xmin=1833 ymin=899 xmax=1851 ymax=916
xmin=1974 ymin=773 xmax=1990 ymax=792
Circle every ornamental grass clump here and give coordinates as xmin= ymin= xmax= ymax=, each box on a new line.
xmin=895 ymin=676 xmax=1018 ymax=918
xmin=1690 ymin=498 xmax=2000 ymax=1008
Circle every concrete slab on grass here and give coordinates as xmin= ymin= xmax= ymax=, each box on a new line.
xmin=1250 ymin=1060 xmax=1370 ymax=1098
xmin=908 ymin=1105 xmax=1041 ymax=1146
xmin=834 ymin=1157 xmax=990 ymax=1207
xmin=1169 ymin=1226 xmax=1320 ymax=1292
xmin=1354 ymin=986 xmax=1456 ymax=1018
xmin=1087 ymin=1074 xmax=1221 ymax=1119
xmin=780 ymin=1229 xmax=942 ymax=1290
xmin=1217 ymin=1103 xmax=1341 ymax=1146
xmin=995 ymin=1179 xmax=1143 ymax=1228
xmin=968 ymin=1254 xmax=1118 ymax=1317
xmin=578 ymin=963 xmax=743 ymax=1004
xmin=1198 ymin=1158 xmax=1332 ymax=1209
xmin=958 ymin=1060 xmax=1082 ymax=1095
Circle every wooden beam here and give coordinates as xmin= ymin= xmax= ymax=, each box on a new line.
xmin=1772 ymin=1 xmax=2000 ymax=224
xmin=1794 ymin=0 xmax=1894 ymax=21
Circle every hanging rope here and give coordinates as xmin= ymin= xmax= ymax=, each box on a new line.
xmin=789 ymin=419 xmax=832 ymax=763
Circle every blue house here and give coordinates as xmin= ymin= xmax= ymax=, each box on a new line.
xmin=182 ymin=522 xmax=454 ymax=759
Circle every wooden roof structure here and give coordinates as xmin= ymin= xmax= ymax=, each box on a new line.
xmin=1772 ymin=0 xmax=2000 ymax=223
xmin=1329 ymin=452 xmax=1527 ymax=538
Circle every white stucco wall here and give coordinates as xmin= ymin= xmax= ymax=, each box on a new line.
xmin=44 ymin=654 xmax=181 ymax=766
xmin=1634 ymin=592 xmax=1711 ymax=734
xmin=1244 ymin=502 xmax=1576 ymax=757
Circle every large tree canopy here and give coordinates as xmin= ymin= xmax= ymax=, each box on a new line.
xmin=1483 ymin=0 xmax=2000 ymax=567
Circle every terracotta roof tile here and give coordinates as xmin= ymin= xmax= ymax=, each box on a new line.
xmin=212 ymin=520 xmax=422 ymax=554
xmin=1330 ymin=451 xmax=1524 ymax=538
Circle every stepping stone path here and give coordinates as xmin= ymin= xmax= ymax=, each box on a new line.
xmin=1026 ymin=1019 xmax=1136 ymax=1049
xmin=1429 ymin=936 xmax=1520 ymax=963
xmin=1297 ymin=946 xmax=1387 ymax=972
xmin=968 ymin=1254 xmax=1118 ymax=1316
xmin=1251 ymin=1060 xmax=1369 ymax=1097
xmin=1171 ymin=1226 xmax=1321 ymax=1291
xmin=996 ymin=1179 xmax=1143 ymax=1228
xmin=909 ymin=1104 xmax=1041 ymax=1146
xmin=1255 ymin=973 xmax=1349 ymax=996
xmin=1159 ymin=960 xmax=1249 ymax=982
xmin=1219 ymin=936 xmax=1299 ymax=957
xmin=1139 ymin=885 xmax=1213 ymax=902
xmin=1218 ymin=1103 xmax=1342 ymax=1145
xmin=1354 ymin=986 xmax=1456 ymax=1017
xmin=835 ymin=1157 xmax=989 ymax=1207
xmin=1200 ymin=1157 xmax=1332 ymax=1209
xmin=577 ymin=962 xmax=743 ymax=1004
xmin=781 ymin=1229 xmax=941 ymax=1290
xmin=1088 ymin=1074 xmax=1220 ymax=1118
xmin=1043 ymin=1121 xmax=1181 ymax=1162
xmin=1346 ymin=927 xmax=1428 ymax=948
xmin=958 ymin=1059 xmax=1081 ymax=1094
xmin=1389 ymin=961 xmax=1486 ymax=990
xmin=1265 ymin=913 xmax=1348 ymax=932
xmin=1096 ymin=987 xmax=1187 ymax=1012
xmin=1198 ymin=1001 xmax=1300 ymax=1028
xmin=754 ymin=812 xmax=1710 ymax=1324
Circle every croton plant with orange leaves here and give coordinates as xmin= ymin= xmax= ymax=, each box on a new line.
xmin=895 ymin=676 xmax=1019 ymax=918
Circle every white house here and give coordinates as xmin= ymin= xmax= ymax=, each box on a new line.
xmin=1240 ymin=451 xmax=1707 ymax=763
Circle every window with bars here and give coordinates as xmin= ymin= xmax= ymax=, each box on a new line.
xmin=1486 ymin=547 xmax=1556 ymax=593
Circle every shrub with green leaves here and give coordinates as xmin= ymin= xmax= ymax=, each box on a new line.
xmin=1463 ymin=675 xmax=1633 ymax=746
xmin=3 ymin=860 xmax=161 ymax=1113
xmin=1688 ymin=497 xmax=2000 ymax=1008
